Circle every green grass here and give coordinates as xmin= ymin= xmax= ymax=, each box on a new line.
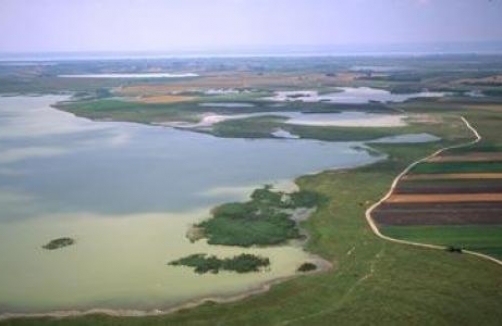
xmin=211 ymin=115 xmax=288 ymax=139
xmin=212 ymin=115 xmax=437 ymax=141
xmin=55 ymin=99 xmax=202 ymax=124
xmin=383 ymin=225 xmax=502 ymax=259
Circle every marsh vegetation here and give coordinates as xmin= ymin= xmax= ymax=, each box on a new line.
xmin=168 ymin=253 xmax=270 ymax=274
xmin=196 ymin=185 xmax=323 ymax=247
xmin=41 ymin=237 xmax=75 ymax=250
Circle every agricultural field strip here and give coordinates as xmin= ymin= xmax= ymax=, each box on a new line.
xmin=387 ymin=193 xmax=502 ymax=203
xmin=403 ymin=173 xmax=502 ymax=180
xmin=429 ymin=152 xmax=502 ymax=162
xmin=365 ymin=116 xmax=502 ymax=266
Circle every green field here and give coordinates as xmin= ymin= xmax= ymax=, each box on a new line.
xmin=383 ymin=225 xmax=502 ymax=259
xmin=410 ymin=161 xmax=502 ymax=174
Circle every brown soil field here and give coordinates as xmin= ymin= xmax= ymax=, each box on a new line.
xmin=387 ymin=193 xmax=502 ymax=203
xmin=117 ymin=73 xmax=359 ymax=96
xmin=378 ymin=201 xmax=502 ymax=211
xmin=135 ymin=95 xmax=196 ymax=104
xmin=374 ymin=200 xmax=502 ymax=225
xmin=429 ymin=152 xmax=502 ymax=163
xmin=372 ymin=209 xmax=502 ymax=225
xmin=403 ymin=173 xmax=502 ymax=181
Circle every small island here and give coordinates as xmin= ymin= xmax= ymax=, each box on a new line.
xmin=297 ymin=262 xmax=318 ymax=273
xmin=193 ymin=185 xmax=323 ymax=247
xmin=42 ymin=237 xmax=75 ymax=250
xmin=168 ymin=253 xmax=270 ymax=274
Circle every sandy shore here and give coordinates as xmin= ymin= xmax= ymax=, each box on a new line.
xmin=0 ymin=254 xmax=332 ymax=321
xmin=284 ymin=114 xmax=407 ymax=127
xmin=156 ymin=112 xmax=409 ymax=130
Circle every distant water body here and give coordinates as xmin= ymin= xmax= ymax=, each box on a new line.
xmin=58 ymin=73 xmax=198 ymax=78
xmin=2 ymin=42 xmax=502 ymax=61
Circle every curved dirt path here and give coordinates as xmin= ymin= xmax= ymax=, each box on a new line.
xmin=365 ymin=116 xmax=502 ymax=266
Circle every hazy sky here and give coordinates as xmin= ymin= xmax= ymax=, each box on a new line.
xmin=1 ymin=0 xmax=502 ymax=53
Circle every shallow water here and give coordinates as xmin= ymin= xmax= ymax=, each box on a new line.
xmin=172 ymin=111 xmax=407 ymax=129
xmin=281 ymin=111 xmax=406 ymax=127
xmin=58 ymin=73 xmax=198 ymax=79
xmin=267 ymin=87 xmax=445 ymax=104
xmin=369 ymin=133 xmax=440 ymax=144
xmin=0 ymin=96 xmax=381 ymax=313
xmin=198 ymin=102 xmax=255 ymax=108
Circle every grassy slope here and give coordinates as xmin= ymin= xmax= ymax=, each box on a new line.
xmin=5 ymin=120 xmax=502 ymax=325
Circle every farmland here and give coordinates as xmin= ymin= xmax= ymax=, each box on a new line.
xmin=373 ymin=100 xmax=502 ymax=263
xmin=384 ymin=225 xmax=502 ymax=259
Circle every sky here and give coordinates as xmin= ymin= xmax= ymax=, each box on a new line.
xmin=1 ymin=0 xmax=502 ymax=53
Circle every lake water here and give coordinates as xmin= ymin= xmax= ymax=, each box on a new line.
xmin=198 ymin=102 xmax=256 ymax=108
xmin=0 ymin=96 xmax=381 ymax=314
xmin=58 ymin=73 xmax=198 ymax=79
xmin=168 ymin=111 xmax=407 ymax=130
xmin=267 ymin=87 xmax=445 ymax=104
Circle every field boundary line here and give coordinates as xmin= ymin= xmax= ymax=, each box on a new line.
xmin=365 ymin=116 xmax=502 ymax=266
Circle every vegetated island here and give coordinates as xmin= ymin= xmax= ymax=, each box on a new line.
xmin=173 ymin=186 xmax=323 ymax=275
xmin=190 ymin=185 xmax=324 ymax=247
xmin=168 ymin=253 xmax=270 ymax=274
xmin=297 ymin=262 xmax=318 ymax=272
xmin=42 ymin=237 xmax=75 ymax=250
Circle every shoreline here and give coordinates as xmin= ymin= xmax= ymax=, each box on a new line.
xmin=0 ymin=249 xmax=332 ymax=321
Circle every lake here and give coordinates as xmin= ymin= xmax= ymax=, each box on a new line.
xmin=267 ymin=87 xmax=445 ymax=104
xmin=58 ymin=73 xmax=198 ymax=78
xmin=0 ymin=96 xmax=381 ymax=314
